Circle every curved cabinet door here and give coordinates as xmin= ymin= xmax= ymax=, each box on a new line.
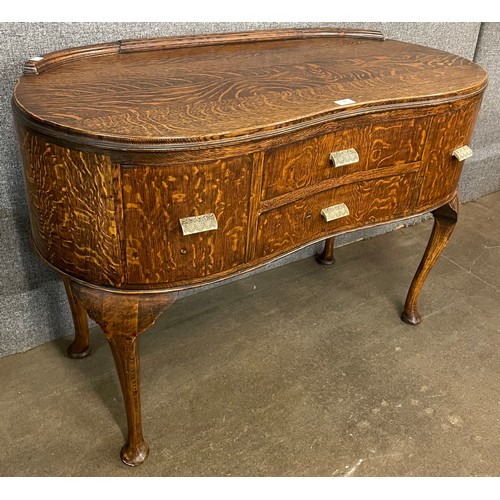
xmin=122 ymin=156 xmax=253 ymax=285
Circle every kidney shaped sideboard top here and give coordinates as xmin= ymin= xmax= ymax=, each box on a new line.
xmin=14 ymin=28 xmax=486 ymax=146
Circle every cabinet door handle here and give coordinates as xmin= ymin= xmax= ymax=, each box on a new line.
xmin=452 ymin=145 xmax=473 ymax=161
xmin=320 ymin=203 xmax=350 ymax=222
xmin=329 ymin=148 xmax=359 ymax=167
xmin=179 ymin=213 xmax=218 ymax=236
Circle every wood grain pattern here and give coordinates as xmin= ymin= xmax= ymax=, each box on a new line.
xmin=63 ymin=276 xmax=91 ymax=359
xmin=260 ymin=161 xmax=420 ymax=213
xmin=19 ymin=129 xmax=123 ymax=286
xmin=402 ymin=195 xmax=459 ymax=325
xmin=415 ymin=95 xmax=483 ymax=211
xmin=256 ymin=173 xmax=418 ymax=258
xmin=262 ymin=117 xmax=428 ymax=199
xmin=13 ymin=29 xmax=487 ymax=148
xmin=23 ymin=28 xmax=384 ymax=75
xmin=17 ymin=98 xmax=481 ymax=292
xmin=69 ymin=280 xmax=177 ymax=466
xmin=316 ymin=236 xmax=336 ymax=266
xmin=118 ymin=28 xmax=385 ymax=55
xmin=122 ymin=156 xmax=252 ymax=284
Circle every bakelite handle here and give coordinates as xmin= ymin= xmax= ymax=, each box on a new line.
xmin=452 ymin=145 xmax=473 ymax=161
xmin=320 ymin=203 xmax=350 ymax=222
xmin=179 ymin=213 xmax=218 ymax=236
xmin=329 ymin=148 xmax=360 ymax=167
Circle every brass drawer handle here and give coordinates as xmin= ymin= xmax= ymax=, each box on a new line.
xmin=320 ymin=203 xmax=350 ymax=222
xmin=452 ymin=145 xmax=473 ymax=161
xmin=179 ymin=213 xmax=218 ymax=236
xmin=329 ymin=148 xmax=359 ymax=167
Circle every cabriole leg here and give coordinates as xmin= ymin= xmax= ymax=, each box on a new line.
xmin=107 ymin=332 xmax=148 ymax=466
xmin=69 ymin=281 xmax=177 ymax=466
xmin=401 ymin=195 xmax=459 ymax=325
xmin=316 ymin=236 xmax=336 ymax=266
xmin=63 ymin=276 xmax=91 ymax=359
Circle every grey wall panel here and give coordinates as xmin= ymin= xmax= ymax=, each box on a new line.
xmin=0 ymin=23 xmax=487 ymax=356
xmin=460 ymin=23 xmax=500 ymax=202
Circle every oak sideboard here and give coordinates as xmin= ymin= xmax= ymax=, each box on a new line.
xmin=12 ymin=28 xmax=487 ymax=466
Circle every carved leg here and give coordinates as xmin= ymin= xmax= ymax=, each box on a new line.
xmin=401 ymin=195 xmax=459 ymax=325
xmin=63 ymin=276 xmax=91 ymax=359
xmin=69 ymin=281 xmax=177 ymax=466
xmin=316 ymin=236 xmax=336 ymax=266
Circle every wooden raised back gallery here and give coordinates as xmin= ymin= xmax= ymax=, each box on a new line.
xmin=12 ymin=28 xmax=487 ymax=466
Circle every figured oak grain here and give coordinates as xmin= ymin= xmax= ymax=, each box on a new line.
xmin=18 ymin=96 xmax=482 ymax=291
xmin=13 ymin=29 xmax=487 ymax=147
xmin=256 ymin=172 xmax=417 ymax=258
xmin=260 ymin=162 xmax=421 ymax=213
xmin=23 ymin=28 xmax=384 ymax=75
xmin=19 ymin=129 xmax=123 ymax=285
xmin=415 ymin=96 xmax=482 ymax=210
xmin=122 ymin=156 xmax=253 ymax=284
xmin=262 ymin=117 xmax=429 ymax=199
xmin=402 ymin=195 xmax=459 ymax=325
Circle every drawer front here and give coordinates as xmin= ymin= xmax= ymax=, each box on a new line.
xmin=122 ymin=156 xmax=252 ymax=285
xmin=256 ymin=172 xmax=418 ymax=258
xmin=415 ymin=99 xmax=482 ymax=210
xmin=261 ymin=118 xmax=428 ymax=200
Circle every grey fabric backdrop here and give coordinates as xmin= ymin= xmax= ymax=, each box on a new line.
xmin=0 ymin=22 xmax=498 ymax=357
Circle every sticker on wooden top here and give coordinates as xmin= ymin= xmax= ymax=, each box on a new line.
xmin=334 ymin=98 xmax=356 ymax=106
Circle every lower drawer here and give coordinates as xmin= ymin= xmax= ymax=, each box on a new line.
xmin=255 ymin=172 xmax=418 ymax=258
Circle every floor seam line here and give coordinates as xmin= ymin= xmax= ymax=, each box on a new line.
xmin=442 ymin=254 xmax=500 ymax=294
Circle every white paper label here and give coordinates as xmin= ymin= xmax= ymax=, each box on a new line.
xmin=334 ymin=98 xmax=356 ymax=106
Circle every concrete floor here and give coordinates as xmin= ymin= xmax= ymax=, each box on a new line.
xmin=2 ymin=191 xmax=500 ymax=476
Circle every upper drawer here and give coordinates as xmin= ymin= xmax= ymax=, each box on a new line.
xmin=261 ymin=117 xmax=429 ymax=200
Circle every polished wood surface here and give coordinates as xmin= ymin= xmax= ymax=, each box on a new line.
xmin=13 ymin=29 xmax=486 ymax=148
xmin=16 ymin=95 xmax=483 ymax=291
xmin=401 ymin=195 xmax=459 ymax=325
xmin=13 ymin=28 xmax=486 ymax=466
xmin=316 ymin=237 xmax=336 ymax=266
xmin=18 ymin=130 xmax=123 ymax=286
xmin=122 ymin=156 xmax=253 ymax=285
xmin=261 ymin=116 xmax=429 ymax=200
xmin=69 ymin=281 xmax=177 ymax=466
xmin=63 ymin=276 xmax=91 ymax=359
xmin=256 ymin=172 xmax=417 ymax=258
